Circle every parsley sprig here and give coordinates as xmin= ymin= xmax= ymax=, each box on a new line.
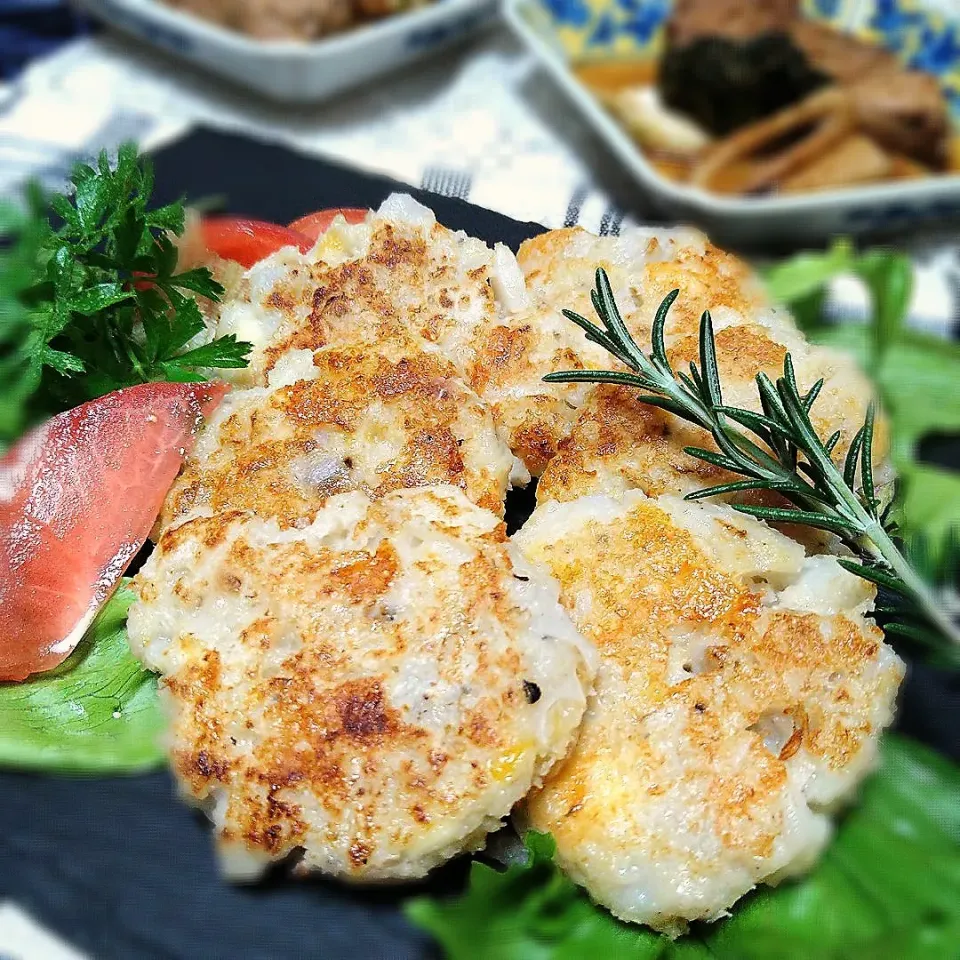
xmin=1 ymin=142 xmax=250 ymax=440
xmin=544 ymin=269 xmax=960 ymax=659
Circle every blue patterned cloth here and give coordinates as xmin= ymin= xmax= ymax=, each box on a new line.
xmin=0 ymin=0 xmax=92 ymax=80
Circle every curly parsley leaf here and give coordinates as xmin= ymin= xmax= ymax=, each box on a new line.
xmin=0 ymin=583 xmax=164 ymax=774
xmin=0 ymin=142 xmax=249 ymax=442
xmin=0 ymin=191 xmax=49 ymax=441
xmin=406 ymin=736 xmax=960 ymax=960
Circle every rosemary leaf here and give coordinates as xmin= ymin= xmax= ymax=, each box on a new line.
xmin=651 ymin=288 xmax=677 ymax=369
xmin=861 ymin=403 xmax=877 ymax=516
xmin=733 ymin=504 xmax=860 ymax=537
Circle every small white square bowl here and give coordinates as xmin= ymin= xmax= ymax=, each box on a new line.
xmin=74 ymin=0 xmax=498 ymax=103
xmin=505 ymin=0 xmax=960 ymax=245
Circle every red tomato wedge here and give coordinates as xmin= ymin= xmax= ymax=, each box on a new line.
xmin=200 ymin=217 xmax=312 ymax=268
xmin=288 ymin=208 xmax=368 ymax=243
xmin=0 ymin=381 xmax=227 ymax=682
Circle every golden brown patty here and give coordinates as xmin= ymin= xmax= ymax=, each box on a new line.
xmin=467 ymin=297 xmax=613 ymax=478
xmin=538 ymin=322 xmax=889 ymax=508
xmin=467 ymin=225 xmax=785 ymax=475
xmin=129 ymin=486 xmax=595 ymax=882
xmin=161 ymin=336 xmax=522 ymax=529
xmin=514 ymin=491 xmax=903 ymax=932
xmin=517 ymin=225 xmax=771 ymax=349
xmin=211 ymin=198 xmax=513 ymax=391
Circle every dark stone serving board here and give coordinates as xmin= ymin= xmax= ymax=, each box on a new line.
xmin=1 ymin=128 xmax=956 ymax=960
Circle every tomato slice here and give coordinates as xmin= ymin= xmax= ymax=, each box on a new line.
xmin=200 ymin=218 xmax=312 ymax=268
xmin=288 ymin=208 xmax=368 ymax=243
xmin=0 ymin=381 xmax=227 ymax=682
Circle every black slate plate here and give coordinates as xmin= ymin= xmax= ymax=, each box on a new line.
xmin=1 ymin=128 xmax=957 ymax=960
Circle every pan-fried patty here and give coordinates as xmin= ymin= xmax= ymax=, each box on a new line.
xmin=161 ymin=336 xmax=525 ymax=530
xmin=129 ymin=486 xmax=595 ymax=882
xmin=516 ymin=226 xmax=786 ymax=349
xmin=466 ymin=285 xmax=613 ymax=480
xmin=467 ymin=225 xmax=793 ymax=476
xmin=211 ymin=195 xmax=528 ymax=390
xmin=537 ymin=321 xmax=889 ymax=508
xmin=513 ymin=491 xmax=903 ymax=933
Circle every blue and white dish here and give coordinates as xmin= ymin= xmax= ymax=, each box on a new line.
xmin=74 ymin=0 xmax=497 ymax=103
xmin=506 ymin=0 xmax=960 ymax=243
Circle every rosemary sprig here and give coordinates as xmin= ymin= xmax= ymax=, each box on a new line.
xmin=543 ymin=268 xmax=960 ymax=656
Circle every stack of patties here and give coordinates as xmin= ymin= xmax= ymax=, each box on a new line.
xmin=127 ymin=199 xmax=594 ymax=881
xmin=502 ymin=225 xmax=903 ymax=931
xmin=129 ymin=199 xmax=903 ymax=934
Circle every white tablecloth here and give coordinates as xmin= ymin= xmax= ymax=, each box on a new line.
xmin=1 ymin=27 xmax=958 ymax=339
xmin=0 ymin=29 xmax=629 ymax=231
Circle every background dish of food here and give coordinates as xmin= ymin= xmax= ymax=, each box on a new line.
xmin=158 ymin=0 xmax=432 ymax=42
xmin=72 ymin=0 xmax=497 ymax=101
xmin=506 ymin=0 xmax=960 ymax=243
xmin=594 ymin=1 xmax=954 ymax=195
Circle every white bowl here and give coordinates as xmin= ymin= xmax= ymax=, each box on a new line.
xmin=74 ymin=0 xmax=498 ymax=102
xmin=505 ymin=0 xmax=960 ymax=245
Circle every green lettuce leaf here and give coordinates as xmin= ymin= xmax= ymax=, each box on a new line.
xmin=898 ymin=464 xmax=960 ymax=549
xmin=761 ymin=238 xmax=858 ymax=306
xmin=0 ymin=582 xmax=165 ymax=774
xmin=763 ymin=240 xmax=913 ymax=364
xmin=406 ymin=736 xmax=960 ymax=960
xmin=807 ymin=324 xmax=960 ymax=460
xmin=408 ymin=830 xmax=663 ymax=960
xmin=798 ymin=322 xmax=960 ymax=548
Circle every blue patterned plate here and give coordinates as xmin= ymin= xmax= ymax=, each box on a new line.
xmin=506 ymin=0 xmax=960 ymax=242
xmin=74 ymin=0 xmax=497 ymax=103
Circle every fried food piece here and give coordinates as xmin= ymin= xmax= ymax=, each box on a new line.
xmin=518 ymin=225 xmax=776 ymax=350
xmin=466 ymin=283 xmax=614 ymax=480
xmin=690 ymin=87 xmax=856 ymax=194
xmin=604 ymin=86 xmax=711 ymax=155
xmin=355 ymin=0 xmax=427 ymax=17
xmin=790 ymin=20 xmax=949 ymax=168
xmin=538 ymin=322 xmax=890 ymax=508
xmin=161 ymin=336 xmax=524 ymax=529
xmin=472 ymin=225 xmax=783 ymax=475
xmin=848 ymin=69 xmax=949 ymax=170
xmin=514 ymin=491 xmax=903 ymax=932
xmin=212 ymin=196 xmax=525 ymax=392
xmin=789 ymin=18 xmax=895 ymax=86
xmin=163 ymin=0 xmax=353 ymax=40
xmin=129 ymin=486 xmax=595 ymax=882
xmin=780 ymin=133 xmax=894 ymax=193
xmin=668 ymin=0 xmax=800 ymax=46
